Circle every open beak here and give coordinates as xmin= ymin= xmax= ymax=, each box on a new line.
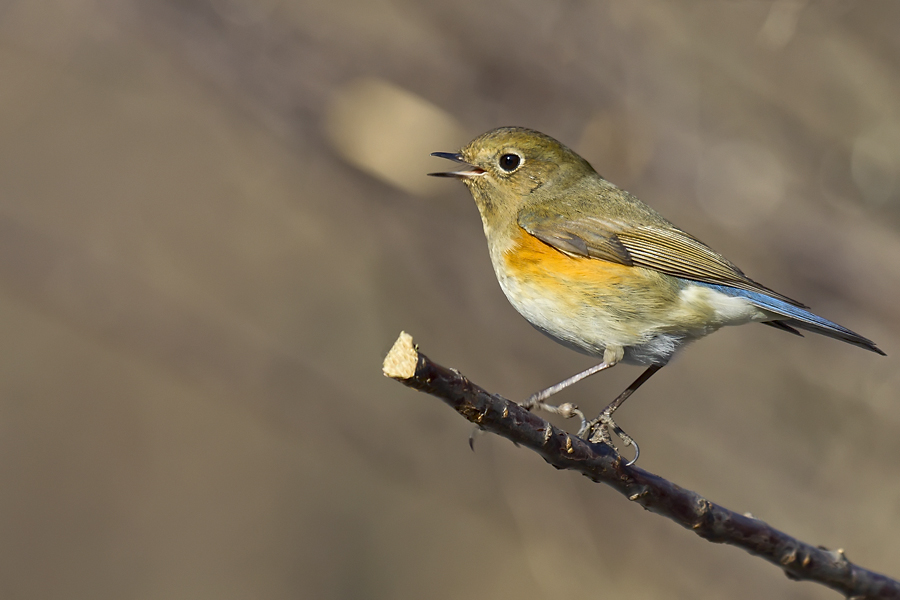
xmin=428 ymin=152 xmax=486 ymax=179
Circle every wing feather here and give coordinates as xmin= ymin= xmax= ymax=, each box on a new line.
xmin=518 ymin=208 xmax=806 ymax=308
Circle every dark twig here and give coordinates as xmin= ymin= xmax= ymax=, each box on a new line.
xmin=383 ymin=332 xmax=900 ymax=600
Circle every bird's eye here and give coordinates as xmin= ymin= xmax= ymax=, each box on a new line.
xmin=498 ymin=153 xmax=521 ymax=172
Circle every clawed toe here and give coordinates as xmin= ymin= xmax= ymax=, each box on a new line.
xmin=526 ymin=400 xmax=641 ymax=465
xmin=522 ymin=398 xmax=588 ymax=432
xmin=581 ymin=413 xmax=640 ymax=466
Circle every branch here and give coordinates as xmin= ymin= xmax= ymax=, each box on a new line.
xmin=383 ymin=332 xmax=900 ymax=600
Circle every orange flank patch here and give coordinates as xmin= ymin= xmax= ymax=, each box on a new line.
xmin=503 ymin=226 xmax=644 ymax=292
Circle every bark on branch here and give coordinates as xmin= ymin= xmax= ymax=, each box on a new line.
xmin=383 ymin=331 xmax=900 ymax=600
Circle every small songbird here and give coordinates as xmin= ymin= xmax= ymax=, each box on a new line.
xmin=430 ymin=126 xmax=884 ymax=463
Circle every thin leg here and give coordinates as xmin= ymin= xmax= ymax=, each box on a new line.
xmin=469 ymin=362 xmax=615 ymax=450
xmin=522 ymin=361 xmax=613 ymax=409
xmin=470 ymin=363 xmax=612 ymax=451
xmin=599 ymin=364 xmax=662 ymax=421
xmin=582 ymin=364 xmax=663 ymax=465
xmin=520 ymin=362 xmax=614 ymax=433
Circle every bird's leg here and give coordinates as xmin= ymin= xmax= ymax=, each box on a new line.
xmin=469 ymin=361 xmax=612 ymax=450
xmin=581 ymin=364 xmax=663 ymax=465
xmin=521 ymin=361 xmax=614 ymax=429
xmin=523 ymin=346 xmax=624 ymax=426
xmin=522 ymin=361 xmax=613 ymax=407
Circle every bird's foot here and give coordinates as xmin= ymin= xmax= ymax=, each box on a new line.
xmin=523 ymin=395 xmax=589 ymax=438
xmin=521 ymin=396 xmax=588 ymax=431
xmin=579 ymin=412 xmax=640 ymax=466
xmin=469 ymin=399 xmax=586 ymax=450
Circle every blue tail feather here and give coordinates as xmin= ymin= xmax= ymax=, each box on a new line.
xmin=695 ymin=283 xmax=885 ymax=355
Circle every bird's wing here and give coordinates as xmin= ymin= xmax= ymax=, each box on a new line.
xmin=517 ymin=207 xmax=806 ymax=308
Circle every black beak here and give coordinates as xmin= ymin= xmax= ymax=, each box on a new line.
xmin=428 ymin=152 xmax=485 ymax=178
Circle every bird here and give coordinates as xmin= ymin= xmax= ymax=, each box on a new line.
xmin=429 ymin=126 xmax=884 ymax=464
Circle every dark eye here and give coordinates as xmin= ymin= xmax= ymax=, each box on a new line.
xmin=499 ymin=153 xmax=521 ymax=172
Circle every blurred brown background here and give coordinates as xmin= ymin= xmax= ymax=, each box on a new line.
xmin=1 ymin=0 xmax=898 ymax=598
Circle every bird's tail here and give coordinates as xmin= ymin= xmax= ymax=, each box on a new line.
xmin=699 ymin=283 xmax=885 ymax=355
